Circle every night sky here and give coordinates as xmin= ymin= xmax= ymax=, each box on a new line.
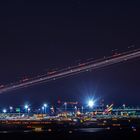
xmin=0 ymin=1 xmax=140 ymax=107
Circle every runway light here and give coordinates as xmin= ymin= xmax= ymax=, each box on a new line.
xmin=88 ymin=100 xmax=95 ymax=108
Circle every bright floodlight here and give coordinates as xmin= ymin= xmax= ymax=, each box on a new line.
xmin=3 ymin=109 xmax=7 ymax=113
xmin=24 ymin=105 xmax=29 ymax=109
xmin=88 ymin=100 xmax=95 ymax=108
xmin=44 ymin=103 xmax=48 ymax=107
xmin=9 ymin=106 xmax=13 ymax=110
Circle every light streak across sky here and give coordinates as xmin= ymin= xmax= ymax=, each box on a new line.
xmin=0 ymin=49 xmax=140 ymax=94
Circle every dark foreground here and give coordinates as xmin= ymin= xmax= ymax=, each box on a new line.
xmin=0 ymin=118 xmax=140 ymax=140
xmin=0 ymin=128 xmax=140 ymax=140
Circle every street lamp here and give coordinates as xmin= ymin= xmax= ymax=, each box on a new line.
xmin=43 ymin=103 xmax=48 ymax=114
xmin=9 ymin=106 xmax=13 ymax=113
xmin=42 ymin=106 xmax=45 ymax=114
xmin=24 ymin=104 xmax=29 ymax=113
xmin=44 ymin=104 xmax=47 ymax=108
xmin=75 ymin=106 xmax=77 ymax=112
xmin=24 ymin=105 xmax=29 ymax=109
xmin=123 ymin=104 xmax=126 ymax=109
xmin=64 ymin=102 xmax=67 ymax=111
xmin=3 ymin=109 xmax=7 ymax=113
xmin=28 ymin=108 xmax=31 ymax=113
xmin=81 ymin=106 xmax=84 ymax=114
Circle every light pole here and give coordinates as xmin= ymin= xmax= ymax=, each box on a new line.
xmin=43 ymin=104 xmax=48 ymax=114
xmin=25 ymin=105 xmax=28 ymax=111
xmin=24 ymin=104 xmax=29 ymax=116
xmin=88 ymin=100 xmax=95 ymax=109
xmin=123 ymin=104 xmax=126 ymax=109
xmin=3 ymin=109 xmax=7 ymax=114
xmin=9 ymin=106 xmax=13 ymax=113
xmin=28 ymin=108 xmax=30 ymax=114
xmin=42 ymin=106 xmax=45 ymax=114
xmin=75 ymin=106 xmax=77 ymax=113
xmin=64 ymin=102 xmax=67 ymax=111
xmin=87 ymin=100 xmax=95 ymax=116
xmin=81 ymin=106 xmax=84 ymax=114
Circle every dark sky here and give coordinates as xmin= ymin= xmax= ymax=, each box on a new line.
xmin=0 ymin=0 xmax=140 ymax=107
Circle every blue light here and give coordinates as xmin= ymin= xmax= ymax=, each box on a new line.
xmin=24 ymin=105 xmax=29 ymax=109
xmin=3 ymin=109 xmax=7 ymax=113
xmin=88 ymin=100 xmax=95 ymax=108
xmin=42 ymin=106 xmax=45 ymax=110
xmin=43 ymin=103 xmax=48 ymax=108
xmin=9 ymin=106 xmax=13 ymax=110
xmin=28 ymin=108 xmax=31 ymax=112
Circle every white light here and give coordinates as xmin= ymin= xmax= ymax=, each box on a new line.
xmin=123 ymin=104 xmax=126 ymax=107
xmin=88 ymin=100 xmax=95 ymax=108
xmin=3 ymin=109 xmax=7 ymax=113
xmin=75 ymin=106 xmax=77 ymax=109
xmin=24 ymin=105 xmax=29 ymax=109
xmin=64 ymin=102 xmax=67 ymax=106
xmin=9 ymin=106 xmax=13 ymax=110
xmin=44 ymin=104 xmax=48 ymax=107
xmin=42 ymin=106 xmax=45 ymax=110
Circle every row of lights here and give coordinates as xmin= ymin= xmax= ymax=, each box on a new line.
xmin=25 ymin=103 xmax=48 ymax=113
xmin=2 ymin=103 xmax=48 ymax=113
xmin=2 ymin=106 xmax=13 ymax=113
xmin=2 ymin=100 xmax=95 ymax=114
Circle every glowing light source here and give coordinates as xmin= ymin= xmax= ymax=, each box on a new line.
xmin=42 ymin=106 xmax=45 ymax=110
xmin=3 ymin=109 xmax=7 ymax=113
xmin=64 ymin=102 xmax=67 ymax=105
xmin=43 ymin=103 xmax=48 ymax=108
xmin=24 ymin=105 xmax=29 ymax=109
xmin=64 ymin=102 xmax=67 ymax=111
xmin=88 ymin=100 xmax=95 ymax=108
xmin=123 ymin=104 xmax=126 ymax=108
xmin=43 ymin=103 xmax=48 ymax=114
xmin=9 ymin=106 xmax=13 ymax=110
